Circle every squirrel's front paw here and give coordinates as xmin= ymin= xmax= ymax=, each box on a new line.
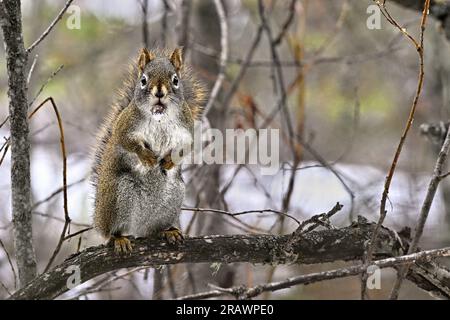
xmin=139 ymin=146 xmax=158 ymax=167
xmin=160 ymin=155 xmax=175 ymax=171
xmin=161 ymin=227 xmax=184 ymax=245
xmin=141 ymin=154 xmax=157 ymax=167
xmin=109 ymin=235 xmax=133 ymax=254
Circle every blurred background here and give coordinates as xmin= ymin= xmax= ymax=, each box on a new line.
xmin=1 ymin=0 xmax=450 ymax=299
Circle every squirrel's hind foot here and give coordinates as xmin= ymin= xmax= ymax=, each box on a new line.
xmin=161 ymin=227 xmax=184 ymax=245
xmin=109 ymin=235 xmax=133 ymax=254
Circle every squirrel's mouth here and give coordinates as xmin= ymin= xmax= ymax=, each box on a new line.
xmin=151 ymin=103 xmax=166 ymax=115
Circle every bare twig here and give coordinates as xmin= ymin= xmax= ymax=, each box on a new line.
xmin=67 ymin=267 xmax=147 ymax=300
xmin=0 ymin=117 xmax=8 ymax=129
xmin=177 ymin=0 xmax=192 ymax=52
xmin=32 ymin=177 xmax=86 ymax=210
xmin=204 ymin=0 xmax=229 ymax=116
xmin=139 ymin=0 xmax=149 ymax=48
xmin=390 ymin=105 xmax=450 ymax=299
xmin=29 ymin=65 xmax=64 ymax=107
xmin=27 ymin=98 xmax=71 ymax=273
xmin=182 ymin=207 xmax=301 ymax=226
xmin=161 ymin=0 xmax=170 ymax=47
xmin=27 ymin=54 xmax=38 ymax=85
xmin=272 ymin=0 xmax=298 ymax=47
xmin=63 ymin=227 xmax=93 ymax=241
xmin=221 ymin=23 xmax=264 ymax=112
xmin=291 ymin=202 xmax=343 ymax=237
xmin=363 ymin=0 xmax=431 ymax=300
xmin=177 ymin=246 xmax=450 ymax=300
xmin=0 ymin=280 xmax=12 ymax=297
xmin=27 ymin=0 xmax=75 ymax=53
xmin=0 ymin=140 xmax=10 ymax=167
xmin=0 ymin=238 xmax=18 ymax=290
xmin=32 ymin=211 xmax=89 ymax=228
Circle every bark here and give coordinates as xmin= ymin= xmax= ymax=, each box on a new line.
xmin=9 ymin=219 xmax=450 ymax=300
xmin=0 ymin=0 xmax=37 ymax=287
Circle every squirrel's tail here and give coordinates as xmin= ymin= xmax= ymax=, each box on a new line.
xmin=90 ymin=60 xmax=139 ymax=188
xmin=180 ymin=63 xmax=207 ymax=121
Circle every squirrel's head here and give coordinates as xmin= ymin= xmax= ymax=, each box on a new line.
xmin=134 ymin=47 xmax=186 ymax=121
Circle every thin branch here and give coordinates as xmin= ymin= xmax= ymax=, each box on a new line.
xmin=29 ymin=65 xmax=64 ymax=107
xmin=177 ymin=0 xmax=192 ymax=52
xmin=390 ymin=101 xmax=450 ymax=299
xmin=66 ymin=268 xmax=146 ymax=300
xmin=272 ymin=0 xmax=298 ymax=47
xmin=27 ymin=0 xmax=75 ymax=53
xmin=32 ymin=177 xmax=86 ymax=210
xmin=203 ymin=0 xmax=229 ymax=116
xmin=32 ymin=212 xmax=89 ymax=228
xmin=28 ymin=97 xmax=71 ymax=273
xmin=0 ymin=238 xmax=18 ymax=290
xmin=363 ymin=0 xmax=431 ymax=299
xmin=0 ymin=117 xmax=8 ymax=129
xmin=27 ymin=54 xmax=38 ymax=85
xmin=0 ymin=280 xmax=12 ymax=297
xmin=0 ymin=141 xmax=10 ymax=167
xmin=140 ymin=0 xmax=149 ymax=48
xmin=178 ymin=246 xmax=450 ymax=300
xmin=0 ymin=64 xmax=64 ymax=169
xmin=63 ymin=227 xmax=93 ymax=241
xmin=182 ymin=207 xmax=301 ymax=226
xmin=161 ymin=0 xmax=170 ymax=47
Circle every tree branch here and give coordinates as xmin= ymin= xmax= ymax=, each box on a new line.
xmin=203 ymin=0 xmax=229 ymax=116
xmin=390 ymin=0 xmax=450 ymax=40
xmin=390 ymin=103 xmax=450 ymax=298
xmin=178 ymin=246 xmax=450 ymax=300
xmin=0 ymin=0 xmax=37 ymax=288
xmin=26 ymin=0 xmax=74 ymax=53
xmin=9 ymin=218 xmax=450 ymax=300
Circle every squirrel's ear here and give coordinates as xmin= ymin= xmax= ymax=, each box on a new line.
xmin=138 ymin=48 xmax=155 ymax=72
xmin=170 ymin=47 xmax=184 ymax=72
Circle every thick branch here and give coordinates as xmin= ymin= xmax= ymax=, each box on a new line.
xmin=0 ymin=0 xmax=37 ymax=287
xmin=10 ymin=219 xmax=450 ymax=300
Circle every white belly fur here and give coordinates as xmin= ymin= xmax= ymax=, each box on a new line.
xmin=140 ymin=116 xmax=192 ymax=161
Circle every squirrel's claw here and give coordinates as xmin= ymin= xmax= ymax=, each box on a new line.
xmin=161 ymin=227 xmax=184 ymax=245
xmin=110 ymin=236 xmax=133 ymax=254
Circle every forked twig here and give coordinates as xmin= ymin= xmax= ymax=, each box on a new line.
xmin=27 ymin=0 xmax=75 ymax=53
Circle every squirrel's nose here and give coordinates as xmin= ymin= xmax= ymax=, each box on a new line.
xmin=152 ymin=85 xmax=167 ymax=99
xmin=155 ymin=90 xmax=165 ymax=99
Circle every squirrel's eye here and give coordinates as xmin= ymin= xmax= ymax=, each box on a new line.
xmin=171 ymin=74 xmax=179 ymax=88
xmin=140 ymin=74 xmax=148 ymax=89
